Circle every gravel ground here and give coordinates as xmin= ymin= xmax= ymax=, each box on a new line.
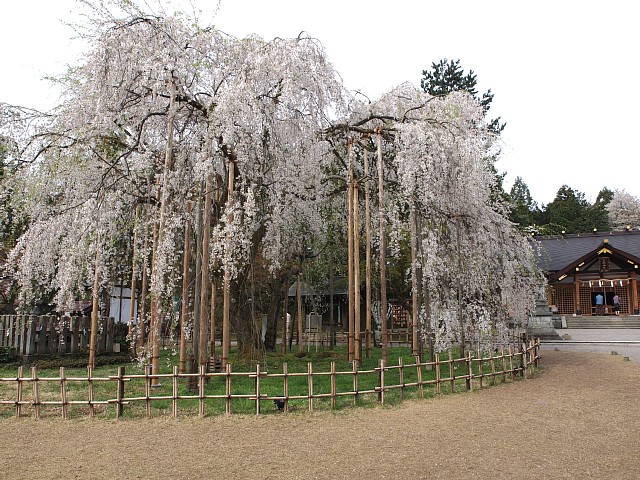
xmin=541 ymin=328 xmax=640 ymax=363
xmin=1 ymin=349 xmax=639 ymax=479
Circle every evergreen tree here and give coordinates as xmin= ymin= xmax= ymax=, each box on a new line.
xmin=542 ymin=185 xmax=609 ymax=233
xmin=507 ymin=176 xmax=540 ymax=229
xmin=421 ymin=58 xmax=505 ymax=134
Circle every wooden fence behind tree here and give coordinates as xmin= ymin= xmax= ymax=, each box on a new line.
xmin=0 ymin=315 xmax=116 ymax=358
xmin=0 ymin=339 xmax=541 ymax=419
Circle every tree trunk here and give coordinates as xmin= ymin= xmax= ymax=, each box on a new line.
xmin=150 ymin=76 xmax=177 ymax=383
xmin=264 ymin=274 xmax=285 ymax=352
xmin=198 ymin=173 xmax=213 ymax=368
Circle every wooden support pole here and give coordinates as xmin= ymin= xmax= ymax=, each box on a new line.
xmin=210 ymin=280 xmax=217 ymax=357
xmin=281 ymin=281 xmax=288 ymax=355
xmin=410 ymin=200 xmax=419 ymax=357
xmin=138 ymin=218 xmax=149 ymax=346
xmin=347 ymin=137 xmax=354 ymax=362
xmin=222 ymin=159 xmax=235 ymax=369
xmin=128 ymin=206 xmax=139 ymax=352
xmin=376 ymin=128 xmax=388 ymax=363
xmin=363 ymin=145 xmax=372 ymax=358
xmin=353 ymin=167 xmax=361 ymax=366
xmin=296 ymin=272 xmax=304 ymax=353
xmin=179 ymin=201 xmax=192 ymax=374
xmin=88 ymin=234 xmax=101 ymax=370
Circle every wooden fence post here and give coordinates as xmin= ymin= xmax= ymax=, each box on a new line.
xmin=172 ymin=366 xmax=179 ymax=418
xmin=79 ymin=317 xmax=89 ymax=352
xmin=7 ymin=315 xmax=15 ymax=349
xmin=32 ymin=366 xmax=40 ymax=419
xmin=18 ymin=315 xmax=26 ymax=355
xmin=415 ymin=356 xmax=423 ymax=399
xmin=145 ymin=364 xmax=152 ymax=418
xmin=116 ymin=366 xmax=125 ymax=419
xmin=25 ymin=316 xmax=36 ymax=358
xmin=330 ymin=361 xmax=336 ymax=409
xmin=255 ymin=364 xmax=261 ymax=416
xmin=399 ymin=357 xmax=405 ymax=400
xmin=69 ymin=317 xmax=79 ymax=354
xmin=225 ymin=363 xmax=232 ymax=415
xmin=88 ymin=366 xmax=95 ymax=418
xmin=501 ymin=347 xmax=507 ymax=383
xmin=435 ymin=353 xmax=441 ymax=395
xmin=307 ymin=362 xmax=313 ymax=413
xmin=448 ymin=351 xmax=455 ymax=393
xmin=16 ymin=365 xmax=23 ymax=418
xmin=378 ymin=359 xmax=385 ymax=405
xmin=478 ymin=349 xmax=483 ymax=389
xmin=466 ymin=351 xmax=473 ymax=392
xmin=60 ymin=367 xmax=68 ymax=419
xmin=283 ymin=362 xmax=289 ymax=413
xmin=352 ymin=360 xmax=358 ymax=407
xmin=509 ymin=345 xmax=515 ymax=381
xmin=199 ymin=364 xmax=206 ymax=417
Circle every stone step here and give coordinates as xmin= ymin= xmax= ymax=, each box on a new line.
xmin=564 ymin=316 xmax=640 ymax=329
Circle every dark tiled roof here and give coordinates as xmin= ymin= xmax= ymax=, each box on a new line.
xmin=534 ymin=230 xmax=640 ymax=272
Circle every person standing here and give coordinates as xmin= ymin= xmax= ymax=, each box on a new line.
xmin=613 ymin=294 xmax=621 ymax=315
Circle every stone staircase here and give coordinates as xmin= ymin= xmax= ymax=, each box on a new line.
xmin=564 ymin=315 xmax=640 ymax=329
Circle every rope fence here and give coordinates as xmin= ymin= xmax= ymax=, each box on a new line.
xmin=0 ymin=339 xmax=541 ymax=419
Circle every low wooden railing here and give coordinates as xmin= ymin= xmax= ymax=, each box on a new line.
xmin=0 ymin=339 xmax=541 ymax=419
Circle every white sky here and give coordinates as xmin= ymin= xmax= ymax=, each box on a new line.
xmin=1 ymin=0 xmax=639 ymax=205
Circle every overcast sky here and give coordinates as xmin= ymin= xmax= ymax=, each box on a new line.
xmin=2 ymin=0 xmax=638 ymax=205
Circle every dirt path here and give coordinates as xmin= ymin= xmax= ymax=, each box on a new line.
xmin=1 ymin=350 xmax=638 ymax=479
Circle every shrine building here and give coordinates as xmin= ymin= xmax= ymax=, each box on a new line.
xmin=536 ymin=230 xmax=640 ymax=316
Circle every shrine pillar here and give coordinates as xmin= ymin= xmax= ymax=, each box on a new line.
xmin=631 ymin=271 xmax=639 ymax=315
xmin=574 ymin=274 xmax=582 ymax=315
